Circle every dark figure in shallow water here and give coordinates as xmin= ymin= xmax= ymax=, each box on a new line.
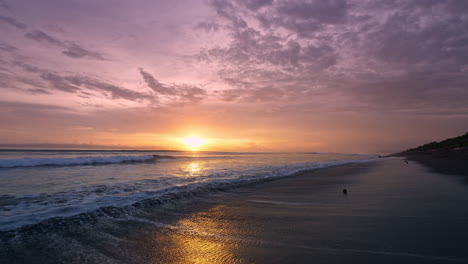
xmin=405 ymin=160 xmax=409 ymax=164
xmin=343 ymin=189 xmax=347 ymax=195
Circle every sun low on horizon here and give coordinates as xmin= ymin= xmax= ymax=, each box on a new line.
xmin=181 ymin=136 xmax=206 ymax=151
xmin=0 ymin=0 xmax=468 ymax=154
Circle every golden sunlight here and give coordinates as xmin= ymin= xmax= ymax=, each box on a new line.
xmin=181 ymin=136 xmax=206 ymax=150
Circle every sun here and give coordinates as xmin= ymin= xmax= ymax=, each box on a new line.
xmin=181 ymin=136 xmax=206 ymax=150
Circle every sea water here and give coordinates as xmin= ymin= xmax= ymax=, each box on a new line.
xmin=0 ymin=150 xmax=377 ymax=231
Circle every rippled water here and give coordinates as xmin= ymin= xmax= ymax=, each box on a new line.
xmin=0 ymin=150 xmax=376 ymax=230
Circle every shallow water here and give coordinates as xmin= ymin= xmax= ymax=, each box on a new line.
xmin=122 ymin=158 xmax=468 ymax=263
xmin=0 ymin=150 xmax=375 ymax=230
xmin=2 ymin=158 xmax=468 ymax=263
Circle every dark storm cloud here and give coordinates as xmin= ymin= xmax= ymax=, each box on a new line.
xmin=201 ymin=0 xmax=468 ymax=111
xmin=138 ymin=68 xmax=207 ymax=104
xmin=24 ymin=30 xmax=107 ymax=60
xmin=0 ymin=16 xmax=27 ymax=29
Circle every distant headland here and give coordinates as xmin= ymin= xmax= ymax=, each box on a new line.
xmin=395 ymin=132 xmax=468 ymax=177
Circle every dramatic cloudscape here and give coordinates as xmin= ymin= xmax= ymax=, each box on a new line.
xmin=1 ymin=0 xmax=468 ymax=153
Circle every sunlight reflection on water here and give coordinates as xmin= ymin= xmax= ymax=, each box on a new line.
xmin=0 ymin=151 xmax=375 ymax=230
xmin=152 ymin=205 xmax=241 ymax=264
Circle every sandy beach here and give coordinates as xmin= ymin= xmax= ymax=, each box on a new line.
xmin=398 ymin=148 xmax=468 ymax=178
xmin=2 ymin=157 xmax=468 ymax=263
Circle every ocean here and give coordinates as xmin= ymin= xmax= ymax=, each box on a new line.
xmin=2 ymin=151 xmax=468 ymax=263
xmin=0 ymin=150 xmax=376 ymax=231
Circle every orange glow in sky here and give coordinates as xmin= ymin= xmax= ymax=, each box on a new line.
xmin=2 ymin=0 xmax=468 ymax=154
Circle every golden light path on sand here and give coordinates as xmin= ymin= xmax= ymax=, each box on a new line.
xmin=143 ymin=205 xmax=242 ymax=263
xmin=142 ymin=156 xmax=240 ymax=263
xmin=167 ymin=210 xmax=239 ymax=263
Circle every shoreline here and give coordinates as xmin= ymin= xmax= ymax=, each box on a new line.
xmin=0 ymin=161 xmax=375 ymax=263
xmin=394 ymin=147 xmax=468 ymax=177
xmin=3 ymin=158 xmax=468 ymax=263
xmin=0 ymin=157 xmax=377 ymax=233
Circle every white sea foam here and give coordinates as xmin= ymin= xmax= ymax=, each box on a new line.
xmin=0 ymin=155 xmax=156 ymax=168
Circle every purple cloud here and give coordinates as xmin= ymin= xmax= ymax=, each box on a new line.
xmin=26 ymin=88 xmax=52 ymax=95
xmin=12 ymin=62 xmax=152 ymax=101
xmin=138 ymin=68 xmax=177 ymax=95
xmin=199 ymin=0 xmax=468 ymax=111
xmin=0 ymin=16 xmax=27 ymax=29
xmin=0 ymin=0 xmax=10 ymax=11
xmin=62 ymin=42 xmax=106 ymax=60
xmin=0 ymin=42 xmax=17 ymax=52
xmin=220 ymin=87 xmax=284 ymax=102
xmin=0 ymin=100 xmax=72 ymax=111
xmin=24 ymin=30 xmax=106 ymax=60
xmin=195 ymin=21 xmax=220 ymax=32
xmin=138 ymin=68 xmax=207 ymax=104
xmin=238 ymin=0 xmax=273 ymax=11
xmin=2 ymin=0 xmax=468 ymax=152
xmin=24 ymin=30 xmax=63 ymax=46
xmin=39 ymin=72 xmax=80 ymax=93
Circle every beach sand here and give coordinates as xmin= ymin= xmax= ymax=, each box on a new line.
xmin=400 ymin=148 xmax=468 ymax=178
xmin=2 ymin=157 xmax=468 ymax=263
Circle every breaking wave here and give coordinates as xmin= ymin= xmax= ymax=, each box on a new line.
xmin=0 ymin=155 xmax=160 ymax=168
xmin=0 ymin=158 xmax=378 ymax=231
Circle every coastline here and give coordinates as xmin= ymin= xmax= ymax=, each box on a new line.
xmin=2 ymin=157 xmax=468 ymax=263
xmin=395 ymin=147 xmax=468 ymax=177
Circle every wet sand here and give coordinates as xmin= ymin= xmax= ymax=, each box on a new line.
xmin=399 ymin=148 xmax=468 ymax=178
xmin=2 ymin=158 xmax=468 ymax=263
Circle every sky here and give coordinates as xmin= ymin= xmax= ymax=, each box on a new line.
xmin=1 ymin=0 xmax=468 ymax=154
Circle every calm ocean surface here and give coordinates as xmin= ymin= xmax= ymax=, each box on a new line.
xmin=0 ymin=150 xmax=376 ymax=231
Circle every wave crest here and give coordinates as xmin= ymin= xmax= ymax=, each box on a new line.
xmin=0 ymin=155 xmax=158 ymax=168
